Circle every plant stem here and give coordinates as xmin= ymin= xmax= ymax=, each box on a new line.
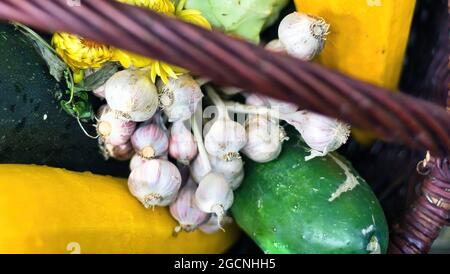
xmin=191 ymin=115 xmax=212 ymax=172
xmin=225 ymin=102 xmax=283 ymax=120
xmin=205 ymin=86 xmax=227 ymax=118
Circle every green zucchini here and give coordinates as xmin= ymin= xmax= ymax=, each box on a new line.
xmin=232 ymin=135 xmax=389 ymax=254
xmin=0 ymin=24 xmax=129 ymax=177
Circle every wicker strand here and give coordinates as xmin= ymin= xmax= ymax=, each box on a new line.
xmin=388 ymin=157 xmax=450 ymax=254
xmin=0 ymin=0 xmax=448 ymax=156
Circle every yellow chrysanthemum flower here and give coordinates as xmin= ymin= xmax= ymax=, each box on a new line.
xmin=51 ymin=33 xmax=113 ymax=70
xmin=117 ymin=0 xmax=175 ymax=14
xmin=176 ymin=9 xmax=212 ymax=29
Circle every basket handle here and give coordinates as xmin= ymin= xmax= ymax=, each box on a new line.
xmin=0 ymin=0 xmax=448 ymax=156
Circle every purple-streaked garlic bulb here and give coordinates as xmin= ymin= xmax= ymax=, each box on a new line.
xmin=169 ymin=121 xmax=198 ymax=165
xmin=96 ymin=105 xmax=136 ymax=146
xmin=170 ymin=178 xmax=210 ymax=233
xmin=131 ymin=123 xmax=169 ymax=159
xmin=128 ymin=159 xmax=182 ymax=208
xmin=104 ymin=142 xmax=134 ymax=161
xmin=156 ymin=74 xmax=203 ymax=122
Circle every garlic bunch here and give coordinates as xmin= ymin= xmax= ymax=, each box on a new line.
xmin=170 ymin=178 xmax=210 ymax=233
xmin=128 ymin=159 xmax=182 ymax=208
xmin=105 ymin=69 xmax=159 ymax=122
xmin=283 ymin=111 xmax=350 ymax=160
xmin=242 ymin=115 xmax=288 ymax=163
xmin=169 ymin=121 xmax=198 ymax=165
xmin=200 ymin=215 xmax=233 ymax=234
xmin=156 ymin=75 xmax=203 ymax=122
xmin=96 ymin=105 xmax=136 ymax=146
xmin=103 ymin=142 xmax=134 ymax=161
xmin=131 ymin=123 xmax=169 ymax=159
xmin=195 ymin=172 xmax=234 ymax=228
xmin=278 ymin=12 xmax=330 ymax=61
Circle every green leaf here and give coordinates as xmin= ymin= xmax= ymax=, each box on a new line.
xmin=80 ymin=62 xmax=120 ymax=91
xmin=13 ymin=23 xmax=67 ymax=82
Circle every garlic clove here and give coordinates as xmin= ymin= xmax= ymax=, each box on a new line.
xmin=283 ymin=111 xmax=350 ymax=160
xmin=96 ymin=105 xmax=136 ymax=146
xmin=105 ymin=69 xmax=159 ymax=122
xmin=128 ymin=159 xmax=182 ymax=208
xmin=242 ymin=115 xmax=287 ymax=163
xmin=156 ymin=74 xmax=203 ymax=122
xmin=195 ymin=172 xmax=234 ymax=228
xmin=278 ymin=12 xmax=330 ymax=61
xmin=199 ymin=214 xmax=233 ymax=234
xmin=169 ymin=178 xmax=210 ymax=233
xmin=209 ymin=156 xmax=244 ymax=190
xmin=204 ymin=117 xmax=247 ymax=161
xmin=131 ymin=123 xmax=169 ymax=159
xmin=169 ymin=121 xmax=198 ymax=165
xmin=103 ymin=141 xmax=134 ymax=161
xmin=265 ymin=39 xmax=286 ymax=53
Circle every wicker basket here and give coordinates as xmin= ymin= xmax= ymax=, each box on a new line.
xmin=0 ymin=0 xmax=448 ymax=254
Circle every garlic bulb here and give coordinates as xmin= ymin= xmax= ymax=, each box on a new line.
xmin=189 ymin=153 xmax=210 ymax=184
xmin=93 ymin=84 xmax=106 ymax=99
xmin=96 ymin=105 xmax=136 ymax=146
xmin=279 ymin=12 xmax=330 ymax=61
xmin=169 ymin=121 xmax=198 ymax=165
xmin=283 ymin=111 xmax=350 ymax=160
xmin=128 ymin=159 xmax=182 ymax=208
xmin=156 ymin=74 xmax=203 ymax=122
xmin=265 ymin=39 xmax=286 ymax=53
xmin=221 ymin=87 xmax=243 ymax=96
xmin=242 ymin=115 xmax=288 ymax=163
xmin=210 ymin=156 xmax=244 ymax=190
xmin=195 ymin=172 xmax=234 ymax=227
xmin=104 ymin=142 xmax=134 ymax=161
xmin=204 ymin=117 xmax=247 ymax=161
xmin=131 ymin=123 xmax=169 ymax=159
xmin=105 ymin=69 xmax=159 ymax=122
xmin=200 ymin=215 xmax=233 ymax=234
xmin=129 ymin=154 xmax=149 ymax=171
xmin=170 ymin=178 xmax=209 ymax=233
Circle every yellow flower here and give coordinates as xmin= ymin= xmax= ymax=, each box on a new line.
xmin=117 ymin=0 xmax=175 ymax=14
xmin=51 ymin=33 xmax=113 ymax=70
xmin=176 ymin=9 xmax=211 ymax=29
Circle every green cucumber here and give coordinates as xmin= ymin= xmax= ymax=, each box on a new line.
xmin=0 ymin=24 xmax=130 ymax=177
xmin=232 ymin=135 xmax=389 ymax=254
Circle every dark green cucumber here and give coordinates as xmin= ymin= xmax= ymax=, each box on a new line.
xmin=232 ymin=136 xmax=389 ymax=254
xmin=0 ymin=24 xmax=129 ymax=177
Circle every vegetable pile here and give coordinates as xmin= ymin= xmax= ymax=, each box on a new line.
xmin=6 ymin=0 xmax=390 ymax=253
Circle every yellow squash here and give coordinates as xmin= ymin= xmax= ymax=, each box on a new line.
xmin=294 ymin=0 xmax=416 ymax=142
xmin=0 ymin=165 xmax=240 ymax=254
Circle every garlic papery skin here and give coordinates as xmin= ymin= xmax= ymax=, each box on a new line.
xmin=265 ymin=39 xmax=286 ymax=53
xmin=169 ymin=121 xmax=198 ymax=165
xmin=170 ymin=178 xmax=209 ymax=233
xmin=200 ymin=215 xmax=233 ymax=234
xmin=96 ymin=105 xmax=136 ymax=146
xmin=221 ymin=87 xmax=243 ymax=96
xmin=278 ymin=12 xmax=330 ymax=61
xmin=242 ymin=115 xmax=288 ymax=163
xmin=283 ymin=111 xmax=350 ymax=160
xmin=189 ymin=153 xmax=210 ymax=184
xmin=129 ymin=154 xmax=149 ymax=171
xmin=195 ymin=172 xmax=234 ymax=228
xmin=105 ymin=69 xmax=159 ymax=122
xmin=104 ymin=142 xmax=134 ymax=161
xmin=93 ymin=84 xmax=106 ymax=99
xmin=131 ymin=123 xmax=169 ymax=159
xmin=210 ymin=156 xmax=244 ymax=190
xmin=204 ymin=117 xmax=247 ymax=161
xmin=128 ymin=159 xmax=182 ymax=208
xmin=156 ymin=74 xmax=203 ymax=122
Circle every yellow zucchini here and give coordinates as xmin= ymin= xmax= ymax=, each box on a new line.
xmin=0 ymin=165 xmax=240 ymax=254
xmin=295 ymin=0 xmax=416 ymax=142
